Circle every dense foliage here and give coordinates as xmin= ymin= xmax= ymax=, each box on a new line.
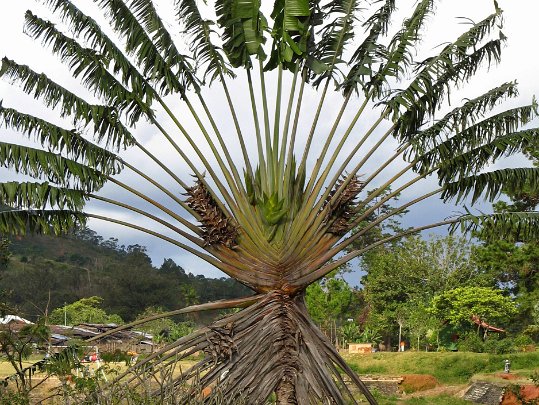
xmin=1 ymin=227 xmax=251 ymax=322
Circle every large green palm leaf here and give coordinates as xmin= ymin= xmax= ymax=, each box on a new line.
xmin=0 ymin=0 xmax=537 ymax=403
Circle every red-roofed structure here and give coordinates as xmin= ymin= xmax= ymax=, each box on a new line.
xmin=471 ymin=315 xmax=506 ymax=333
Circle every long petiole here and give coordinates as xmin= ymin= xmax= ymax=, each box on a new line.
xmin=247 ymin=69 xmax=267 ymax=191
xmin=273 ymin=64 xmax=283 ymax=192
xmin=90 ymin=194 xmax=204 ymax=245
xmin=258 ymin=59 xmax=273 ymax=187
xmin=278 ymin=64 xmax=301 ymax=197
xmin=220 ymin=74 xmax=254 ymax=180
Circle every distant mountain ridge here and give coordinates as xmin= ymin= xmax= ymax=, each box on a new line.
xmin=1 ymin=227 xmax=252 ymax=322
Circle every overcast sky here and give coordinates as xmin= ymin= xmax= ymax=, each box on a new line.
xmin=0 ymin=0 xmax=538 ymax=279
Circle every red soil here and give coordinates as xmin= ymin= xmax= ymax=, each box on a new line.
xmin=501 ymin=385 xmax=539 ymax=405
xmin=400 ymin=374 xmax=438 ymax=393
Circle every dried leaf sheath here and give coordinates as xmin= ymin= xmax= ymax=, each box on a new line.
xmin=110 ymin=292 xmax=376 ymax=404
xmin=323 ymin=175 xmax=365 ymax=235
xmin=185 ymin=179 xmax=238 ymax=248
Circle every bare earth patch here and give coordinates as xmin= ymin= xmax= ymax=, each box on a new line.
xmin=402 ymin=384 xmax=468 ymax=399
xmin=400 ymin=374 xmax=439 ymax=393
xmin=501 ymin=385 xmax=539 ymax=405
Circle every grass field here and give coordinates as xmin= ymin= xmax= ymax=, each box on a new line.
xmin=343 ymin=350 xmax=539 ymax=384
xmin=1 ymin=350 xmax=537 ymax=403
xmin=0 ymin=358 xmax=38 ymax=378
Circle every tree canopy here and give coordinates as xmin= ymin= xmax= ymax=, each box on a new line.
xmin=429 ymin=286 xmax=517 ymax=330
xmin=48 ymin=296 xmax=123 ymax=326
xmin=1 ymin=228 xmax=251 ymax=322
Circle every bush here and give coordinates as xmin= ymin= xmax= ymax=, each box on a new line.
xmin=0 ymin=390 xmax=29 ymax=405
xmin=524 ymin=325 xmax=539 ymax=342
xmin=483 ymin=336 xmax=515 ymax=354
xmin=513 ymin=334 xmax=535 ymax=351
xmin=458 ymin=333 xmax=484 ymax=353
xmin=100 ymin=349 xmax=131 ymax=364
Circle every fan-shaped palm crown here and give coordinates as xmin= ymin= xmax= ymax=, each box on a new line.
xmin=1 ymin=0 xmax=538 ymax=403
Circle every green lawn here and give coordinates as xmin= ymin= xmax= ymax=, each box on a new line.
xmin=0 ymin=358 xmax=40 ymax=379
xmin=343 ymin=350 xmax=539 ymax=384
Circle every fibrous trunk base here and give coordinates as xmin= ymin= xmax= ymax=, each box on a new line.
xmin=109 ymin=291 xmax=377 ymax=404
xmin=275 ymin=379 xmax=298 ymax=404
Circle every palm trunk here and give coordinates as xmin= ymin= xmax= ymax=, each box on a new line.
xmin=275 ymin=379 xmax=298 ymax=404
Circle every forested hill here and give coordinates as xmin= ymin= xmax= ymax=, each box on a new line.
xmin=0 ymin=227 xmax=252 ymax=322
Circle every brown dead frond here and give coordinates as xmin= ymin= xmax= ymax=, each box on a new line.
xmin=323 ymin=175 xmax=365 ymax=235
xmin=185 ymin=179 xmax=238 ymax=248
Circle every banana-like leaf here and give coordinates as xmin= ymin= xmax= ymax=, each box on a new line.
xmin=412 ymin=104 xmax=537 ymax=173
xmin=310 ymin=0 xmax=359 ymax=85
xmin=434 ymin=128 xmax=539 ymax=182
xmin=389 ymin=9 xmax=504 ymax=138
xmin=0 ymin=105 xmax=121 ymax=174
xmin=266 ymin=0 xmax=310 ymax=70
xmin=450 ymin=211 xmax=539 ymax=242
xmin=370 ymin=0 xmax=435 ymax=97
xmin=123 ymin=0 xmax=200 ymax=93
xmin=176 ymin=0 xmax=235 ymax=83
xmin=0 ymin=58 xmax=134 ymax=150
xmin=341 ymin=0 xmax=396 ymax=95
xmin=442 ymin=168 xmax=539 ymax=205
xmin=216 ymin=0 xmax=267 ymax=68
xmin=0 ymin=143 xmax=108 ymax=192
xmin=392 ymin=39 xmax=504 ymax=140
xmin=408 ymin=81 xmax=520 ymax=156
xmin=24 ymin=11 xmax=153 ymax=125
xmin=96 ymin=0 xmax=195 ymax=95
xmin=39 ymin=0 xmax=154 ymax=102
xmin=0 ymin=181 xmax=88 ymax=211
xmin=0 ymin=209 xmax=86 ymax=236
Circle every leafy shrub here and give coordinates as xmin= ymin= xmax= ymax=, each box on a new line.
xmin=458 ymin=333 xmax=484 ymax=353
xmin=340 ymin=322 xmax=360 ymax=346
xmin=524 ymin=325 xmax=539 ymax=342
xmin=513 ymin=334 xmax=535 ymax=351
xmin=483 ymin=337 xmax=515 ymax=354
xmin=100 ymin=349 xmax=131 ymax=364
xmin=0 ymin=390 xmax=29 ymax=405
xmin=357 ymin=327 xmax=382 ymax=344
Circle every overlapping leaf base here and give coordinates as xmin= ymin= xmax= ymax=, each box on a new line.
xmin=108 ymin=292 xmax=375 ymax=404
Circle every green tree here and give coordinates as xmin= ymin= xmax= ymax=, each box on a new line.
xmin=475 ymin=240 xmax=539 ymax=331
xmin=0 ymin=0 xmax=537 ymax=402
xmin=0 ymin=318 xmax=49 ymax=395
xmin=0 ymin=238 xmax=11 ymax=316
xmin=429 ymin=286 xmax=517 ymax=335
xmin=305 ymin=274 xmax=361 ymax=326
xmin=49 ymin=296 xmax=123 ymax=326
xmin=405 ymin=299 xmax=438 ymax=351
xmin=134 ymin=306 xmax=195 ymax=343
xmin=1 ymin=229 xmax=252 ymax=321
xmin=361 ymin=235 xmax=482 ymax=346
xmin=0 ymin=238 xmax=9 ymax=271
xmin=473 ymin=159 xmax=539 ymax=335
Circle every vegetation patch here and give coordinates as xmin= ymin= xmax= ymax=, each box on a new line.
xmin=344 ymin=351 xmax=539 ymax=384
